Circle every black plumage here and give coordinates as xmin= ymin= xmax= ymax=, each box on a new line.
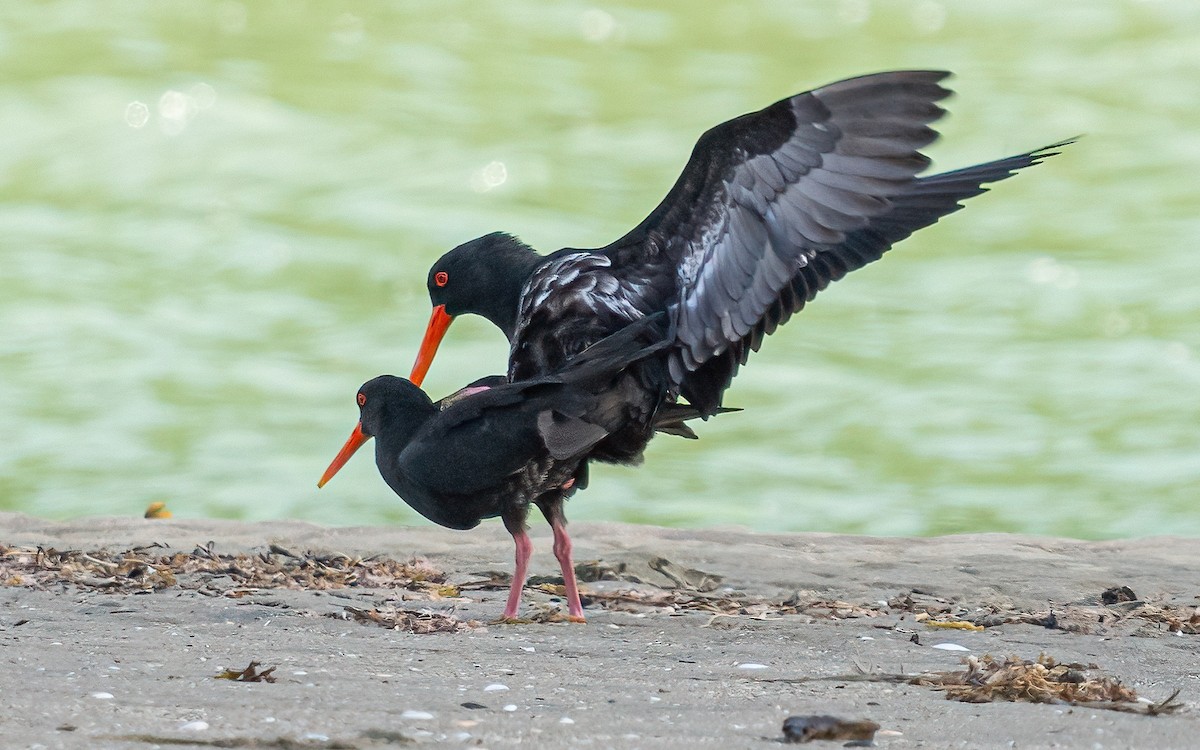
xmin=410 ymin=71 xmax=1066 ymax=430
xmin=319 ymin=314 xmax=708 ymax=621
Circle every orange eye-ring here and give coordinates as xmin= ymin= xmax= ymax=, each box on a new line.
xmin=357 ymin=393 xmax=367 ymax=406
xmin=434 ymin=271 xmax=449 ymax=287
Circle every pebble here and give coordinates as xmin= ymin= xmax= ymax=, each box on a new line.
xmin=401 ymin=710 xmax=434 ymax=720
xmin=559 ymin=717 xmax=575 ymax=724
xmin=503 ymin=704 xmax=517 ymax=712
xmin=932 ymin=643 xmax=970 ymax=652
xmin=484 ymin=683 xmax=509 ymax=692
xmin=90 ymin=692 xmax=114 ymax=700
xmin=179 ymin=721 xmax=209 ymax=732
xmin=736 ymin=663 xmax=768 ymax=670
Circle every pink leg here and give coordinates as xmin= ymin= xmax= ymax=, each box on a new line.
xmin=503 ymin=527 xmax=533 ymax=620
xmin=550 ymin=517 xmax=585 ymax=622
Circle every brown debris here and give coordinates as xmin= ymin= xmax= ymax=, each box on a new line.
xmin=0 ymin=543 xmax=446 ymax=597
xmin=573 ymin=559 xmax=643 ymax=583
xmin=887 ymin=587 xmax=1199 ymax=637
xmin=647 ymin=556 xmax=724 ymax=591
xmin=215 ymin=661 xmax=277 ymax=683
xmin=337 ymin=606 xmax=482 ymax=634
xmin=911 ymin=654 xmax=1185 ymax=715
xmin=1101 ymin=585 xmax=1138 ymax=604
xmin=889 ymin=590 xmax=957 ymax=616
xmin=3 ymin=544 xmax=1196 ymax=638
xmin=143 ymin=502 xmax=172 ymax=519
xmin=782 ymin=715 xmax=880 ymax=744
xmin=108 ymin=735 xmax=361 ymax=748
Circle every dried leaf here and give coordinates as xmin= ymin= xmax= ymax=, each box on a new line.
xmin=215 ymin=661 xmax=277 ymax=683
xmin=143 ymin=502 xmax=172 ymax=519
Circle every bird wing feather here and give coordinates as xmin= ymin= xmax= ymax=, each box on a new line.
xmin=599 ymin=70 xmax=1067 ymax=413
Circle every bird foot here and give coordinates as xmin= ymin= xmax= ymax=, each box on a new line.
xmin=567 ymin=614 xmax=587 ymax=624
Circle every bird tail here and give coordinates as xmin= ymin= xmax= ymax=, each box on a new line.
xmin=867 ymin=138 xmax=1075 ymax=246
xmin=652 ymin=404 xmax=741 ymax=439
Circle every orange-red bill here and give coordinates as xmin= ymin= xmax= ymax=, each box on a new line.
xmin=317 ymin=422 xmax=370 ymax=488
xmin=408 ymin=304 xmax=454 ymax=387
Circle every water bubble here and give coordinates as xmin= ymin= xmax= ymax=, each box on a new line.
xmin=190 ymin=83 xmax=217 ymax=111
xmin=1026 ymin=256 xmax=1079 ymax=289
xmin=125 ymin=101 xmax=150 ymax=129
xmin=581 ymin=9 xmax=617 ymax=42
xmin=470 ymin=161 xmax=508 ymax=193
xmin=158 ymin=90 xmax=191 ymax=135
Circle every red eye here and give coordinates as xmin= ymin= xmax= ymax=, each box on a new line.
xmin=357 ymin=393 xmax=367 ymax=406
xmin=434 ymin=271 xmax=449 ymax=287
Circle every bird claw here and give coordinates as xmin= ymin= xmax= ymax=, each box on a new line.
xmin=567 ymin=614 xmax=587 ymax=624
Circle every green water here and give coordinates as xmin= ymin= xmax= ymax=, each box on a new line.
xmin=2 ymin=2 xmax=1198 ymax=538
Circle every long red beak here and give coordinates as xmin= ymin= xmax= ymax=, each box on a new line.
xmin=317 ymin=422 xmax=370 ymax=488
xmin=408 ymin=304 xmax=454 ymax=387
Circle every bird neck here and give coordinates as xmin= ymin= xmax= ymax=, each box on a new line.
xmin=482 ymin=251 xmax=544 ymax=340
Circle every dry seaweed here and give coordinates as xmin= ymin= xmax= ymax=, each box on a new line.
xmin=0 ymin=543 xmax=446 ymax=597
xmin=336 ymin=605 xmax=482 ymax=634
xmin=3 ymin=544 xmax=1196 ymax=638
xmin=887 ymin=587 xmax=1200 ymax=637
xmin=757 ymin=655 xmax=1183 ymax=717
xmin=912 ymin=654 xmax=1184 ymax=715
xmin=647 ymin=556 xmax=724 ymax=591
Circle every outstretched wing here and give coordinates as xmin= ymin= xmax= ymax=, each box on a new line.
xmin=676 ymin=140 xmax=1070 ymax=411
xmin=601 ymin=70 xmax=1065 ymax=413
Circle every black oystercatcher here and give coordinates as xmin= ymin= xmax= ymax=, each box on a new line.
xmin=408 ymin=71 xmax=1068 ymax=449
xmin=318 ymin=315 xmax=710 ymax=621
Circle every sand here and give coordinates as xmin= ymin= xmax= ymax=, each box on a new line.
xmin=1 ymin=511 xmax=1197 ymax=748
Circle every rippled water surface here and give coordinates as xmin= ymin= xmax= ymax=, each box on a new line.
xmin=3 ymin=2 xmax=1198 ymax=538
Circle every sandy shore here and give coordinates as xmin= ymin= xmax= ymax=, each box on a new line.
xmin=1 ymin=511 xmax=1197 ymax=748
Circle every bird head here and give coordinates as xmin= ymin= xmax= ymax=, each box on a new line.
xmin=409 ymin=233 xmax=539 ymax=386
xmin=317 ymin=376 xmax=433 ymax=488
